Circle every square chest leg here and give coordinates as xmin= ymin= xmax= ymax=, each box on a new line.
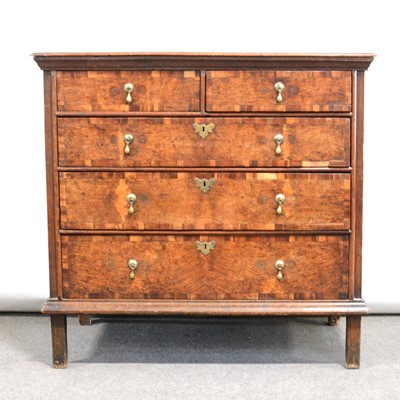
xmin=346 ymin=315 xmax=361 ymax=369
xmin=51 ymin=315 xmax=68 ymax=368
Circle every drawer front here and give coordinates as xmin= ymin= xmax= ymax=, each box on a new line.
xmin=57 ymin=71 xmax=200 ymax=112
xmin=206 ymin=71 xmax=351 ymax=112
xmin=61 ymin=234 xmax=349 ymax=300
xmin=58 ymin=117 xmax=350 ymax=168
xmin=59 ymin=172 xmax=350 ymax=230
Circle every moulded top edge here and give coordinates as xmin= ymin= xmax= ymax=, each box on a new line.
xmin=32 ymin=52 xmax=376 ymax=71
xmin=31 ymin=52 xmax=376 ymax=57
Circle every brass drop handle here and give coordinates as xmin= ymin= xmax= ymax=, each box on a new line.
xmin=124 ymin=134 xmax=134 ymax=155
xmin=128 ymin=259 xmax=139 ymax=280
xmin=126 ymin=193 xmax=137 ymax=214
xmin=124 ymin=82 xmax=134 ymax=104
xmin=275 ymin=259 xmax=285 ymax=281
xmin=275 ymin=193 xmax=286 ymax=215
xmin=273 ymin=133 xmax=284 ymax=155
xmin=274 ymin=81 xmax=284 ymax=103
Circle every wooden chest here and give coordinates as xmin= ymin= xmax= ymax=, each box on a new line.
xmin=34 ymin=53 xmax=374 ymax=368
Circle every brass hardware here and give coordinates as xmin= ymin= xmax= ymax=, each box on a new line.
xmin=126 ymin=193 xmax=137 ymax=214
xmin=194 ymin=177 xmax=215 ymax=193
xmin=273 ymin=133 xmax=284 ymax=155
xmin=275 ymin=259 xmax=285 ymax=281
xmin=124 ymin=82 xmax=134 ymax=104
xmin=196 ymin=240 xmax=216 ymax=256
xmin=128 ymin=259 xmax=139 ymax=280
xmin=193 ymin=123 xmax=215 ymax=139
xmin=124 ymin=134 xmax=134 ymax=155
xmin=275 ymin=193 xmax=286 ymax=215
xmin=274 ymin=81 xmax=285 ymax=103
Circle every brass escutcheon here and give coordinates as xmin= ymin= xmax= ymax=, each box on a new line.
xmin=275 ymin=193 xmax=286 ymax=215
xmin=275 ymin=259 xmax=285 ymax=281
xmin=273 ymin=133 xmax=284 ymax=155
xmin=126 ymin=193 xmax=137 ymax=214
xmin=196 ymin=240 xmax=216 ymax=256
xmin=124 ymin=134 xmax=134 ymax=155
xmin=194 ymin=177 xmax=215 ymax=193
xmin=193 ymin=123 xmax=215 ymax=139
xmin=124 ymin=82 xmax=134 ymax=104
xmin=274 ymin=81 xmax=285 ymax=103
xmin=128 ymin=259 xmax=139 ymax=280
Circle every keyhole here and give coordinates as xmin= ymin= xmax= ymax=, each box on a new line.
xmin=203 ymin=181 xmax=206 ymax=187
xmin=204 ymin=244 xmax=207 ymax=250
xmin=202 ymin=126 xmax=205 ymax=132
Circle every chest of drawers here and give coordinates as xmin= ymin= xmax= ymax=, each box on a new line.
xmin=34 ymin=53 xmax=374 ymax=368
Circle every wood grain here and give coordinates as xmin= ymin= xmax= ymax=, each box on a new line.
xmin=57 ymin=71 xmax=200 ymax=112
xmin=206 ymin=71 xmax=351 ymax=112
xmin=61 ymin=234 xmax=349 ymax=300
xmin=33 ymin=53 xmax=375 ymax=71
xmin=352 ymin=71 xmax=365 ymax=299
xmin=58 ymin=117 xmax=350 ymax=168
xmin=42 ymin=299 xmax=369 ymax=316
xmin=346 ymin=315 xmax=361 ymax=368
xmin=51 ymin=315 xmax=67 ymax=368
xmin=43 ymin=71 xmax=59 ymax=298
xmin=59 ymin=172 xmax=351 ymax=231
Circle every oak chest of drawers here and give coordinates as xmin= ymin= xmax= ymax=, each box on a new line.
xmin=34 ymin=53 xmax=374 ymax=368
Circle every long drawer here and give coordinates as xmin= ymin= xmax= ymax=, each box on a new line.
xmin=61 ymin=234 xmax=349 ymax=300
xmin=56 ymin=71 xmax=201 ymax=112
xmin=206 ymin=70 xmax=351 ymax=112
xmin=58 ymin=117 xmax=350 ymax=168
xmin=59 ymin=172 xmax=350 ymax=231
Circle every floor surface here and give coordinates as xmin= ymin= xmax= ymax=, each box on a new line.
xmin=0 ymin=314 xmax=399 ymax=399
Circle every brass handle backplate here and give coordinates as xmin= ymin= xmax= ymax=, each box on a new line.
xmin=193 ymin=123 xmax=215 ymax=139
xmin=194 ymin=177 xmax=215 ymax=193
xmin=275 ymin=193 xmax=286 ymax=215
xmin=274 ymin=81 xmax=284 ymax=103
xmin=196 ymin=240 xmax=216 ymax=256
xmin=128 ymin=259 xmax=139 ymax=280
xmin=124 ymin=134 xmax=134 ymax=155
xmin=275 ymin=259 xmax=285 ymax=281
xmin=273 ymin=133 xmax=284 ymax=155
xmin=126 ymin=193 xmax=137 ymax=214
xmin=124 ymin=82 xmax=134 ymax=104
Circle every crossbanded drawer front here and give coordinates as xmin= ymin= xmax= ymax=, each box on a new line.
xmin=58 ymin=117 xmax=350 ymax=168
xmin=56 ymin=71 xmax=200 ymax=112
xmin=59 ymin=172 xmax=350 ymax=231
xmin=61 ymin=234 xmax=349 ymax=300
xmin=206 ymin=71 xmax=351 ymax=112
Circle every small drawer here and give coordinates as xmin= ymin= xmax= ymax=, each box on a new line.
xmin=58 ymin=117 xmax=350 ymax=168
xmin=57 ymin=71 xmax=200 ymax=112
xmin=206 ymin=70 xmax=351 ymax=112
xmin=61 ymin=234 xmax=349 ymax=300
xmin=59 ymin=172 xmax=350 ymax=231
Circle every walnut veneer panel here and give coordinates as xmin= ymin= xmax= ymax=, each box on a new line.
xmin=62 ymin=235 xmax=349 ymax=300
xmin=57 ymin=71 xmax=200 ymax=112
xmin=59 ymin=172 xmax=350 ymax=231
xmin=206 ymin=71 xmax=351 ymax=112
xmin=58 ymin=117 xmax=350 ymax=168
